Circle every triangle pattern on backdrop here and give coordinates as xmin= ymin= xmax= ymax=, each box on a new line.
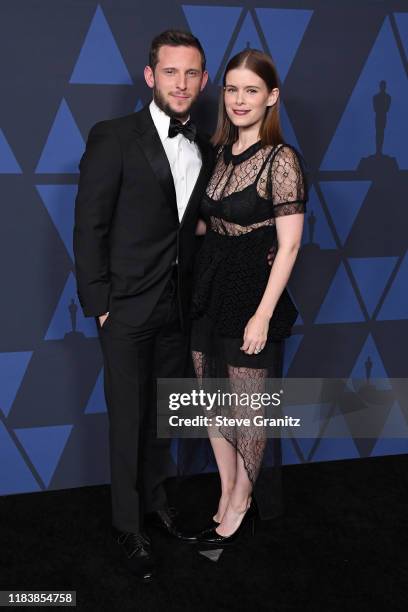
xmin=321 ymin=17 xmax=408 ymax=169
xmin=36 ymin=184 xmax=78 ymax=262
xmin=309 ymin=409 xmax=360 ymax=462
xmin=394 ymin=13 xmax=408 ymax=61
xmin=377 ymin=251 xmax=408 ymax=321
xmin=285 ymin=402 xmax=330 ymax=461
xmin=0 ymin=352 xmax=33 ymax=418
xmin=0 ymin=422 xmax=40 ymax=495
xmin=0 ymin=129 xmax=22 ymax=173
xmin=370 ymin=400 xmax=408 ymax=457
xmin=14 ymin=425 xmax=73 ymax=488
xmin=282 ymin=333 xmax=303 ymax=376
xmin=348 ymin=333 xmax=390 ymax=389
xmin=85 ymin=369 xmax=107 ymax=414
xmin=348 ymin=256 xmax=398 ymax=317
xmin=280 ymin=103 xmax=302 ymax=151
xmin=70 ymin=4 xmax=132 ymax=85
xmin=182 ymin=5 xmax=242 ymax=81
xmin=256 ymin=8 xmax=313 ymax=82
xmin=281 ymin=438 xmax=302 ymax=465
xmin=315 ymin=262 xmax=365 ymax=324
xmin=36 ymin=99 xmax=85 ymax=174
xmin=287 ymin=288 xmax=303 ymax=326
xmin=226 ymin=12 xmax=264 ymax=73
xmin=319 ymin=181 xmax=371 ymax=245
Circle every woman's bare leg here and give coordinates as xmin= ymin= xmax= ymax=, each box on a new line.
xmin=215 ymin=365 xmax=267 ymax=536
xmin=208 ymin=434 xmax=237 ymax=522
xmin=215 ymin=451 xmax=253 ymax=536
xmin=192 ymin=350 xmax=237 ymax=522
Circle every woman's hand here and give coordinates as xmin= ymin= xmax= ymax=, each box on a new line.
xmin=195 ymin=219 xmax=207 ymax=235
xmin=240 ymin=312 xmax=270 ymax=355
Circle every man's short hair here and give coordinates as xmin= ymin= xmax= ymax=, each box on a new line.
xmin=149 ymin=29 xmax=206 ymax=72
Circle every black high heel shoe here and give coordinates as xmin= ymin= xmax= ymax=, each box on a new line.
xmin=196 ymin=502 xmax=257 ymax=546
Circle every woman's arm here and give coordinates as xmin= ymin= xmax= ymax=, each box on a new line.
xmin=257 ymin=214 xmax=304 ymax=319
xmin=195 ymin=218 xmax=207 ymax=235
xmin=241 ymin=144 xmax=307 ymax=354
xmin=241 ymin=213 xmax=304 ymax=355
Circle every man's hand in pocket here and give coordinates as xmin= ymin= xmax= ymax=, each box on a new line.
xmin=99 ymin=312 xmax=109 ymax=327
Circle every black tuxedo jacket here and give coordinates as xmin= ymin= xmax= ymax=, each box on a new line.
xmin=73 ymin=105 xmax=214 ymax=331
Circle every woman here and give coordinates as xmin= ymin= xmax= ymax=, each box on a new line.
xmin=191 ymin=48 xmax=308 ymax=545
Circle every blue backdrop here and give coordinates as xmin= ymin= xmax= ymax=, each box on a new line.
xmin=1 ymin=0 xmax=407 ymax=495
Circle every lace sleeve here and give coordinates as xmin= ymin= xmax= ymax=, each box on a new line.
xmin=270 ymin=144 xmax=307 ymax=216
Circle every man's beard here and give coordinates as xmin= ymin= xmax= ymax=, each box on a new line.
xmin=153 ymin=85 xmax=196 ymax=120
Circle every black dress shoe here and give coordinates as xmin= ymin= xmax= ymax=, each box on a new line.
xmin=196 ymin=503 xmax=257 ymax=546
xmin=145 ymin=507 xmax=197 ymax=543
xmin=115 ymin=530 xmax=155 ymax=580
xmin=197 ymin=514 xmax=256 ymax=546
xmin=196 ymin=499 xmax=258 ymax=540
xmin=197 ymin=517 xmax=219 ymax=534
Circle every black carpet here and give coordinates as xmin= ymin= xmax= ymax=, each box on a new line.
xmin=2 ymin=454 xmax=408 ymax=611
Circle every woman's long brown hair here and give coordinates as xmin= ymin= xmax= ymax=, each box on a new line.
xmin=212 ymin=48 xmax=284 ymax=147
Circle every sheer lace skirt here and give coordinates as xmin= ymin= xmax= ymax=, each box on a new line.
xmin=191 ymin=313 xmax=284 ymax=486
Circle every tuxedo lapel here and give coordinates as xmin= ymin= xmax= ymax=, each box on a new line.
xmin=132 ymin=106 xmax=178 ymax=223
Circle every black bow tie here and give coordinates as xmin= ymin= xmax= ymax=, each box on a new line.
xmin=168 ymin=117 xmax=197 ymax=142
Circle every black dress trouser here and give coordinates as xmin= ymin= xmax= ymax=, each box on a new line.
xmin=96 ymin=268 xmax=189 ymax=534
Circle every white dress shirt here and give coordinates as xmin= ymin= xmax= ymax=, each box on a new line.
xmin=149 ymin=99 xmax=202 ymax=222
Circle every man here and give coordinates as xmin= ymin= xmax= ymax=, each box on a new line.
xmin=73 ymin=30 xmax=212 ymax=580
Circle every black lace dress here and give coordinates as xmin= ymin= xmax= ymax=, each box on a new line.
xmin=191 ymin=140 xmax=308 ymax=489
